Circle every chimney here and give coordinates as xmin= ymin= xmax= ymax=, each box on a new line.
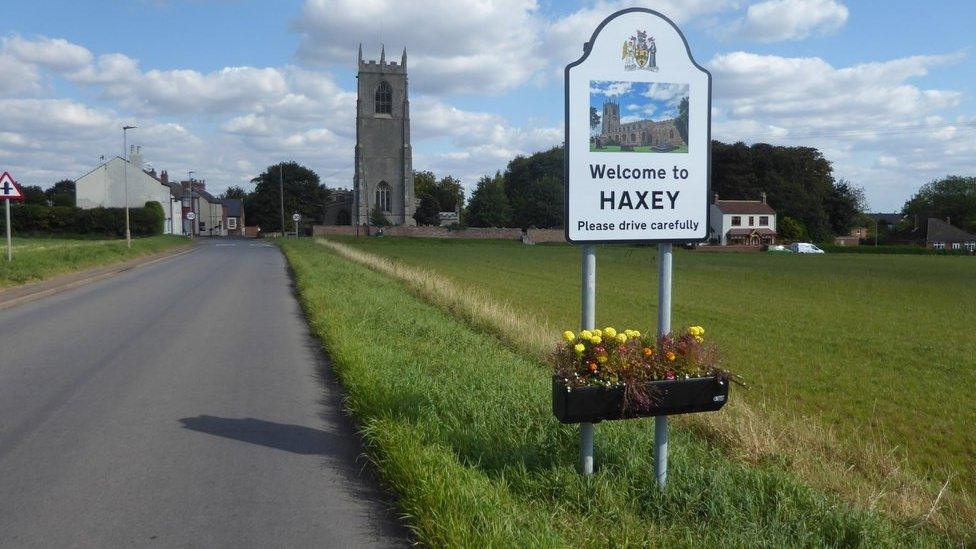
xmin=160 ymin=170 xmax=168 ymax=184
xmin=128 ymin=145 xmax=144 ymax=170
xmin=761 ymin=192 xmax=767 ymax=204
xmin=713 ymin=193 xmax=719 ymax=203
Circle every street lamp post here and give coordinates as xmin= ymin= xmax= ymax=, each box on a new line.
xmin=278 ymin=164 xmax=285 ymax=237
xmin=122 ymin=125 xmax=137 ymax=248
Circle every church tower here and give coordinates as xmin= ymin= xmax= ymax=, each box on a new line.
xmin=602 ymin=99 xmax=620 ymax=134
xmin=354 ymin=45 xmax=415 ymax=226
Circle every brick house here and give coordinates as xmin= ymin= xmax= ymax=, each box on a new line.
xmin=923 ymin=218 xmax=976 ymax=252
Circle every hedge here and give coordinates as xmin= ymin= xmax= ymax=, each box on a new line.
xmin=0 ymin=202 xmax=165 ymax=237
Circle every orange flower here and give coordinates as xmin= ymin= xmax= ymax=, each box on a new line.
xmin=665 ymin=351 xmax=676 ymax=362
xmin=588 ymin=362 xmax=598 ymax=372
xmin=642 ymin=347 xmax=654 ymax=357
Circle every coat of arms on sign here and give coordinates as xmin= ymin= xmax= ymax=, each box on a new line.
xmin=622 ymin=30 xmax=657 ymax=72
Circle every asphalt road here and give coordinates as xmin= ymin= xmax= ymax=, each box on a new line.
xmin=0 ymin=239 xmax=407 ymax=548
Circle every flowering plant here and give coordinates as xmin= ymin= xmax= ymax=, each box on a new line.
xmin=552 ymin=325 xmax=732 ymax=412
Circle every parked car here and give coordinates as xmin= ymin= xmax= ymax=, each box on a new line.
xmin=789 ymin=242 xmax=825 ymax=254
xmin=765 ymin=244 xmax=793 ymax=253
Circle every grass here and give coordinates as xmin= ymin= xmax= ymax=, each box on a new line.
xmin=279 ymin=238 xmax=957 ymax=546
xmin=319 ymin=235 xmax=976 ymax=538
xmin=0 ymin=235 xmax=188 ymax=288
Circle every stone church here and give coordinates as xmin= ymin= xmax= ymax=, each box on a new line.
xmin=324 ymin=45 xmax=416 ymax=226
xmin=594 ymin=98 xmax=685 ymax=151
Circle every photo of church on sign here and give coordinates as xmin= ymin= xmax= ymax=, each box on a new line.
xmin=590 ymin=80 xmax=689 ymax=153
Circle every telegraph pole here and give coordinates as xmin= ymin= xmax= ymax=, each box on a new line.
xmin=279 ymin=164 xmax=286 ymax=237
xmin=122 ymin=125 xmax=137 ymax=248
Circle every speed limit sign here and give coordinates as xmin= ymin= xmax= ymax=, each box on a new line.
xmin=292 ymin=212 xmax=301 ymax=222
xmin=186 ymin=211 xmax=197 ymax=221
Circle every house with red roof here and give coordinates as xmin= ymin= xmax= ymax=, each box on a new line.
xmin=709 ymin=194 xmax=778 ymax=246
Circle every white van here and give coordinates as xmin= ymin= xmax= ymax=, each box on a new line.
xmin=789 ymin=242 xmax=825 ymax=254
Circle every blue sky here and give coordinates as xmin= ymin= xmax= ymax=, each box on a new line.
xmin=1 ymin=0 xmax=974 ymax=211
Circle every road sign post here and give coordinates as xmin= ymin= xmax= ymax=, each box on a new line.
xmin=564 ymin=8 xmax=711 ymax=486
xmin=0 ymin=172 xmax=25 ymax=261
xmin=292 ymin=212 xmax=301 ymax=238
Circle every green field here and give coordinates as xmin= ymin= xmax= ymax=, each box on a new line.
xmin=323 ymin=237 xmax=976 ymax=526
xmin=0 ymin=236 xmax=188 ymax=288
xmin=591 ymin=144 xmax=689 ymax=153
xmin=280 ymin=238 xmax=957 ymax=546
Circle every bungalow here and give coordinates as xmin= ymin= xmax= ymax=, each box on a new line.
xmin=923 ymin=218 xmax=976 ymax=252
xmin=75 ymin=146 xmax=183 ymax=235
xmin=709 ymin=193 xmax=778 ymax=246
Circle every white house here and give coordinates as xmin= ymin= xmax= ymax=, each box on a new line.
xmin=709 ymin=194 xmax=778 ymax=245
xmin=75 ymin=146 xmax=184 ymax=235
xmin=180 ymin=180 xmax=226 ymax=237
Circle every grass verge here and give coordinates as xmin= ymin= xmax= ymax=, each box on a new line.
xmin=280 ymin=238 xmax=956 ymax=546
xmin=0 ymin=235 xmax=188 ymax=288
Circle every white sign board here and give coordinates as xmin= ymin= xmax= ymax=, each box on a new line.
xmin=186 ymin=211 xmax=196 ymax=221
xmin=292 ymin=213 xmax=302 ymax=222
xmin=0 ymin=172 xmax=24 ymax=201
xmin=565 ymin=8 xmax=711 ymax=243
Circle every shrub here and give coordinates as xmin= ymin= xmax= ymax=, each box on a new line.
xmin=1 ymin=203 xmax=165 ymax=237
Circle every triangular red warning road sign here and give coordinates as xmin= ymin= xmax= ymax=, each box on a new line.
xmin=0 ymin=172 xmax=24 ymax=201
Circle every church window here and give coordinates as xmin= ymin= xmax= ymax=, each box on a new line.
xmin=375 ymin=81 xmax=393 ymax=114
xmin=375 ymin=181 xmax=391 ymax=213
xmin=670 ymin=129 xmax=674 ymax=139
xmin=630 ymin=132 xmax=636 ymax=142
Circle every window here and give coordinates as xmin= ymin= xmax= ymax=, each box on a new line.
xmin=749 ymin=216 xmax=755 ymax=226
xmin=375 ymin=181 xmax=391 ymax=213
xmin=952 ymin=242 xmax=961 ymax=250
xmin=965 ymin=242 xmax=975 ymax=252
xmin=375 ymin=81 xmax=392 ymax=115
xmin=933 ymin=242 xmax=945 ymax=250
xmin=227 ymin=217 xmax=237 ymax=230
xmin=731 ymin=216 xmax=741 ymax=226
xmin=759 ymin=216 xmax=769 ymax=226
xmin=669 ymin=129 xmax=674 ymax=139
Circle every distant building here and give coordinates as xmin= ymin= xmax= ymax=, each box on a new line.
xmin=922 ymin=218 xmax=976 ymax=252
xmin=180 ymin=179 xmax=226 ymax=236
xmin=75 ymin=146 xmax=183 ymax=235
xmin=222 ymin=198 xmax=244 ymax=236
xmin=709 ymin=194 xmax=777 ymax=245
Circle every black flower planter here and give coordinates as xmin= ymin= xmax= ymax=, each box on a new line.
xmin=552 ymin=375 xmax=729 ymax=424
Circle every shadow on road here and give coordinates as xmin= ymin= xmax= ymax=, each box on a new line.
xmin=178 ymin=415 xmax=335 ymax=455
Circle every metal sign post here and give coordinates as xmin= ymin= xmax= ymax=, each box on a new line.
xmin=0 ymin=172 xmax=25 ymax=261
xmin=563 ymin=9 xmax=711 ymax=484
xmin=579 ymin=244 xmax=596 ymax=475
xmin=655 ymin=243 xmax=673 ymax=487
xmin=5 ymin=198 xmax=10 ymax=262
xmin=292 ymin=212 xmax=301 ymax=238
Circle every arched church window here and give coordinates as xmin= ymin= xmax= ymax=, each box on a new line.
xmin=375 ymin=81 xmax=392 ymax=114
xmin=375 ymin=181 xmax=391 ymax=213
xmin=669 ymin=129 xmax=674 ymax=139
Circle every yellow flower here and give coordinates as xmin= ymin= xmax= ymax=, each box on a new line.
xmin=604 ymin=327 xmax=617 ymax=337
xmin=616 ymin=333 xmax=627 ymax=344
xmin=574 ymin=343 xmax=585 ymax=353
xmin=590 ymin=336 xmax=602 ymax=345
xmin=593 ymin=329 xmax=603 ymax=338
xmin=563 ymin=330 xmax=576 ymax=342
xmin=580 ymin=330 xmax=592 ymax=340
xmin=597 ymin=355 xmax=608 ymax=364
xmin=632 ymin=330 xmax=641 ymax=338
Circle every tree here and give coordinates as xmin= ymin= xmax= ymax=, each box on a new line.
xmin=221 ymin=185 xmax=247 ymax=200
xmin=675 ymin=96 xmax=689 ymax=144
xmin=824 ymin=179 xmax=867 ymax=236
xmin=465 ymin=172 xmax=512 ymax=227
xmin=413 ymin=171 xmax=464 ymax=226
xmin=370 ymin=204 xmax=391 ymax=226
xmin=590 ymin=106 xmax=601 ymax=132
xmin=504 ymin=146 xmax=564 ymax=228
xmin=20 ymin=185 xmax=47 ymax=205
xmin=778 ymin=216 xmax=807 ymax=241
xmin=45 ymin=179 xmax=75 ymax=207
xmin=244 ymin=162 xmax=329 ymax=232
xmin=902 ymin=176 xmax=976 ymax=233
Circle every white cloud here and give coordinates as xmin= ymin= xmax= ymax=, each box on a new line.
xmin=6 ymin=35 xmax=93 ymax=71
xmin=728 ymin=0 xmax=849 ymax=42
xmin=294 ymin=0 xmax=545 ymax=95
